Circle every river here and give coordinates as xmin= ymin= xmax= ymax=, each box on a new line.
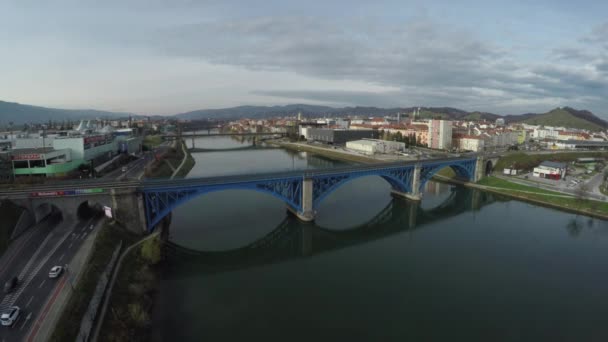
xmin=152 ymin=135 xmax=608 ymax=341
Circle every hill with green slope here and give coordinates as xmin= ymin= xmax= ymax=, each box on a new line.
xmin=521 ymin=107 xmax=607 ymax=131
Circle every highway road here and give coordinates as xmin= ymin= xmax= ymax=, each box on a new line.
xmin=102 ymin=142 xmax=173 ymax=181
xmin=0 ymin=212 xmax=100 ymax=341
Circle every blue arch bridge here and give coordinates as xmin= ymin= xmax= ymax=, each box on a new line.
xmin=142 ymin=156 xmax=494 ymax=232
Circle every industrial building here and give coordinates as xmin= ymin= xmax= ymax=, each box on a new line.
xmin=532 ymin=161 xmax=567 ymax=180
xmin=306 ymin=128 xmax=378 ymax=145
xmin=346 ymin=139 xmax=405 ymax=155
xmin=3 ymin=124 xmax=142 ymax=178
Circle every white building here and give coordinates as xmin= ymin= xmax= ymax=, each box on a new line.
xmin=346 ymin=139 xmax=405 ymax=155
xmin=454 ymin=135 xmax=485 ymax=152
xmin=428 ymin=120 xmax=452 ymax=150
xmin=533 ymin=161 xmax=567 ymax=180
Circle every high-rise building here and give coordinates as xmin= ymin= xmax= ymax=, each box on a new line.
xmin=428 ymin=120 xmax=453 ymax=150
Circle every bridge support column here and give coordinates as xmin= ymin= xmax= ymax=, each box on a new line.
xmin=474 ymin=157 xmax=485 ymax=182
xmin=391 ymin=164 xmax=421 ymax=201
xmin=296 ymin=178 xmax=315 ymax=222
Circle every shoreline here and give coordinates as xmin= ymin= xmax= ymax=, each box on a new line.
xmin=433 ymin=175 xmax=608 ymax=221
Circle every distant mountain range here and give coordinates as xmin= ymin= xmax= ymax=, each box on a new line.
xmin=0 ymin=100 xmax=131 ymax=126
xmin=2 ymin=100 xmax=607 ymax=131
xmin=176 ymin=104 xmax=608 ymax=131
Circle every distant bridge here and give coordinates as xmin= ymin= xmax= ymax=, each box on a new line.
xmin=162 ymin=132 xmax=288 ymax=139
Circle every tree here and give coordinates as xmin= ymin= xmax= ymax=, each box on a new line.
xmin=395 ymin=131 xmax=403 ymax=142
xmin=140 ymin=236 xmax=161 ymax=265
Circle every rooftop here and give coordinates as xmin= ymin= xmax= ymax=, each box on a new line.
xmin=11 ymin=148 xmax=56 ymax=154
xmin=540 ymin=161 xmax=567 ymax=169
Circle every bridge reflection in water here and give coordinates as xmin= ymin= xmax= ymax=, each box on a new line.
xmin=165 ymin=185 xmax=498 ymax=276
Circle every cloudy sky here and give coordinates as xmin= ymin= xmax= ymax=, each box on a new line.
xmin=1 ymin=0 xmax=607 ymax=116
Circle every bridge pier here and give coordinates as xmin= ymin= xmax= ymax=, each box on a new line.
xmin=390 ymin=164 xmax=422 ymax=201
xmin=295 ymin=178 xmax=315 ymax=222
xmin=474 ymin=157 xmax=485 ymax=182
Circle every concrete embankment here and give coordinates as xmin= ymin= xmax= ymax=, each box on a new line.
xmin=271 ymin=141 xmax=382 ymax=164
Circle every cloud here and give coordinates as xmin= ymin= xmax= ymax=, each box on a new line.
xmin=135 ymin=16 xmax=607 ymax=114
xmin=2 ymin=2 xmax=608 ymax=116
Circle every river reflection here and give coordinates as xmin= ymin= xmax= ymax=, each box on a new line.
xmin=166 ymin=185 xmax=498 ymax=276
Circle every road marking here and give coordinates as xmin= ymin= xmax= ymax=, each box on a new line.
xmin=26 ymin=276 xmax=67 ymax=342
xmin=68 ymin=242 xmax=73 ymax=249
xmin=81 ymin=232 xmax=87 ymax=240
xmin=38 ymin=280 xmax=46 ymax=289
xmin=19 ymin=312 xmax=32 ymax=331
xmin=25 ymin=296 xmax=34 ymax=308
xmin=4 ymin=227 xmax=70 ymax=307
xmin=59 ymin=253 xmax=65 ymax=262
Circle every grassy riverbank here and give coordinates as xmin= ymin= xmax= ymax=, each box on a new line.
xmin=51 ymin=221 xmax=138 ymax=342
xmin=97 ymin=234 xmax=163 ymax=342
xmin=147 ymin=141 xmax=195 ymax=179
xmin=475 ymin=176 xmax=608 ymax=219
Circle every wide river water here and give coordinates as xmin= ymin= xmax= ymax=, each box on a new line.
xmin=152 ymin=135 xmax=608 ymax=341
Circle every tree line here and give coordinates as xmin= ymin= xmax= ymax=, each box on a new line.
xmin=380 ymin=130 xmax=422 ymax=147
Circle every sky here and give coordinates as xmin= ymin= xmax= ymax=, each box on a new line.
xmin=1 ymin=0 xmax=607 ymax=117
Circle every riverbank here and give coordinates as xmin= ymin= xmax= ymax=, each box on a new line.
xmin=91 ymin=142 xmax=193 ymax=340
xmin=435 ymin=174 xmax=608 ymax=220
xmin=147 ymin=140 xmax=195 ymax=179
xmin=95 ymin=231 xmax=163 ymax=342
xmin=271 ymin=140 xmax=383 ymax=164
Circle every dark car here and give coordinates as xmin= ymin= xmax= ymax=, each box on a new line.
xmin=3 ymin=277 xmax=18 ymax=293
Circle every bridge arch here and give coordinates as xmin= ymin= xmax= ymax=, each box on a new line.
xmin=418 ymin=159 xmax=476 ymax=193
xmin=143 ymin=177 xmax=304 ymax=231
xmin=312 ymin=171 xmax=413 ymax=209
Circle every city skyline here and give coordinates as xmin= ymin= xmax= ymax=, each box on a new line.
xmin=1 ymin=0 xmax=607 ymax=116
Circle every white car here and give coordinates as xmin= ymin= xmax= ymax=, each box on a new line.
xmin=49 ymin=266 xmax=63 ymax=278
xmin=0 ymin=306 xmax=20 ymax=326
